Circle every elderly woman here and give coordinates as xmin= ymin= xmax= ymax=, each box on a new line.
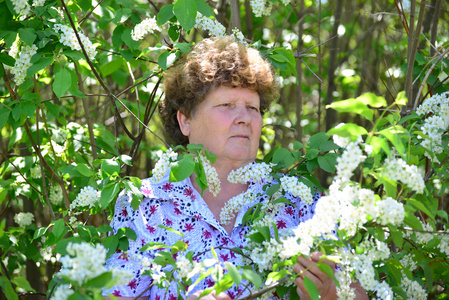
xmin=104 ymin=36 xmax=367 ymax=300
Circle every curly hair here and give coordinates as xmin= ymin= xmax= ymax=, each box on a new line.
xmin=160 ymin=36 xmax=279 ymax=147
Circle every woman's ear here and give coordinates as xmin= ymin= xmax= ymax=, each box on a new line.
xmin=177 ymin=110 xmax=191 ymax=137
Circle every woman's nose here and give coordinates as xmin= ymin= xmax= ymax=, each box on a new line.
xmin=234 ymin=105 xmax=251 ymax=125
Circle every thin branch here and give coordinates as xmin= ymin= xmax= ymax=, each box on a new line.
xmin=0 ymin=153 xmax=45 ymax=197
xmin=74 ymin=63 xmax=98 ymax=160
xmin=236 ymin=277 xmax=290 ymax=300
xmin=79 ymin=0 xmax=105 ymax=25
xmin=35 ymin=105 xmax=56 ymax=220
xmin=60 ymin=0 xmax=136 ymax=141
xmin=413 ymin=46 xmax=449 ymax=110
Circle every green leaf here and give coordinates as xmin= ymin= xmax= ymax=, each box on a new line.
xmin=368 ymin=136 xmax=390 ymax=156
xmin=100 ymin=182 xmax=121 ymax=208
xmin=74 ymin=163 xmax=94 ymax=177
xmin=157 ymin=4 xmax=174 ymax=26
xmin=175 ymin=42 xmax=191 ymax=53
xmin=33 ymin=226 xmax=49 ymax=240
xmin=303 ymin=276 xmax=319 ymax=300
xmin=168 ymin=25 xmax=180 ymax=41
xmin=124 ymin=180 xmax=143 ymax=211
xmin=101 ymin=159 xmax=121 ymax=176
xmin=293 ymin=141 xmax=305 ymax=150
xmin=27 ymin=57 xmax=52 ymax=77
xmin=388 ymin=225 xmax=403 ymax=248
xmin=103 ymin=235 xmax=119 ymax=256
xmin=11 ymin=277 xmax=36 ymax=293
xmin=424 ymin=260 xmax=433 ymax=293
xmin=53 ymin=218 xmax=66 ymax=239
xmin=305 ymin=149 xmax=319 ymax=160
xmin=100 ymin=57 xmax=124 ymax=77
xmin=53 ymin=68 xmax=72 ymax=99
xmin=273 ymin=147 xmax=295 ymax=167
xmin=386 ymin=259 xmax=403 ymax=285
xmin=318 ymin=153 xmax=337 ymax=173
xmin=327 ymin=123 xmax=368 ymax=139
xmin=78 ymin=0 xmax=93 ymax=12
xmin=319 ymin=140 xmax=339 ymax=152
xmin=357 ymin=92 xmax=387 ymax=108
xmin=193 ymin=0 xmax=213 ymax=16
xmin=121 ymin=27 xmax=140 ymax=50
xmin=395 ymin=91 xmax=407 ymax=106
xmin=225 ymin=262 xmax=241 ymax=286
xmin=0 ymin=52 xmax=15 ymax=66
xmin=84 ymin=272 xmax=113 ymax=288
xmin=158 ymin=51 xmax=178 ymax=71
xmin=316 ymin=261 xmax=339 ymax=288
xmin=241 ymin=269 xmax=262 ymax=288
xmin=405 ymin=198 xmax=434 ymax=220
xmin=307 ymin=132 xmax=329 ymax=149
xmin=378 ymin=125 xmax=406 ymax=156
xmin=0 ymin=276 xmax=18 ymax=300
xmin=326 ymin=99 xmax=373 ymax=121
xmin=173 ymin=0 xmax=197 ymax=32
xmin=18 ymin=28 xmax=37 ymax=46
xmin=170 ymin=154 xmax=195 ymax=182
xmin=0 ymin=109 xmax=11 ymax=129
xmin=120 ymin=155 xmax=133 ymax=166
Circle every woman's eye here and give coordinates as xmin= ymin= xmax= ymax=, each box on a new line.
xmin=221 ymin=103 xmax=230 ymax=107
xmin=248 ymin=106 xmax=260 ymax=112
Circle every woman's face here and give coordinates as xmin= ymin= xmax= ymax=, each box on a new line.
xmin=177 ymin=86 xmax=263 ymax=167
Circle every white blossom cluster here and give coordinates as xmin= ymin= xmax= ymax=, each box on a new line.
xmin=10 ymin=0 xmax=45 ymax=18
xmin=220 ymin=190 xmax=255 ymax=225
xmin=8 ymin=36 xmax=20 ymax=59
xmin=14 ymin=212 xmax=35 ymax=227
xmin=30 ymin=165 xmax=42 ymax=179
xmin=338 ymin=250 xmax=394 ymax=299
xmin=56 ymin=242 xmax=133 ymax=297
xmin=58 ymin=242 xmax=107 ymax=285
xmin=48 ymin=141 xmax=66 ymax=157
xmin=382 ymin=156 xmax=425 ymax=193
xmin=400 ymin=253 xmax=417 ymax=271
xmin=131 ymin=17 xmax=161 ymax=41
xmin=52 ymin=284 xmax=74 ymax=300
xmin=278 ymin=178 xmax=405 ymax=260
xmin=54 ymin=24 xmax=97 ymax=60
xmin=376 ymin=197 xmax=405 ymax=226
xmin=437 ymin=233 xmax=449 ymax=256
xmin=406 ymin=222 xmax=449 ymax=256
xmin=150 ymin=263 xmax=167 ymax=286
xmin=399 ymin=275 xmax=427 ymax=300
xmin=11 ymin=0 xmax=31 ymax=18
xmin=151 ymin=148 xmax=178 ymax=183
xmin=246 ymin=238 xmax=284 ymax=271
xmin=280 ymin=176 xmax=313 ymax=205
xmin=335 ymin=267 xmax=357 ymax=300
xmin=195 ymin=13 xmax=226 ymax=37
xmin=416 ymin=92 xmax=449 ymax=162
xmin=228 ymin=162 xmax=274 ymax=184
xmin=249 ymin=0 xmax=273 ymax=17
xmin=49 ymin=184 xmax=63 ymax=205
xmin=336 ymin=142 xmax=366 ymax=182
xmin=176 ymin=255 xmax=194 ymax=279
xmin=10 ymin=44 xmax=38 ymax=85
xmin=231 ymin=28 xmax=245 ymax=44
xmin=69 ymin=186 xmax=99 ymax=213
xmin=198 ymin=153 xmax=220 ymax=197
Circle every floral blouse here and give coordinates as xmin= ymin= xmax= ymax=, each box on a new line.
xmin=103 ymin=173 xmax=320 ymax=299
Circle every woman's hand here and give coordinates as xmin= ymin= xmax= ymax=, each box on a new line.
xmin=186 ymin=290 xmax=232 ymax=300
xmin=293 ymin=252 xmax=337 ymax=300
